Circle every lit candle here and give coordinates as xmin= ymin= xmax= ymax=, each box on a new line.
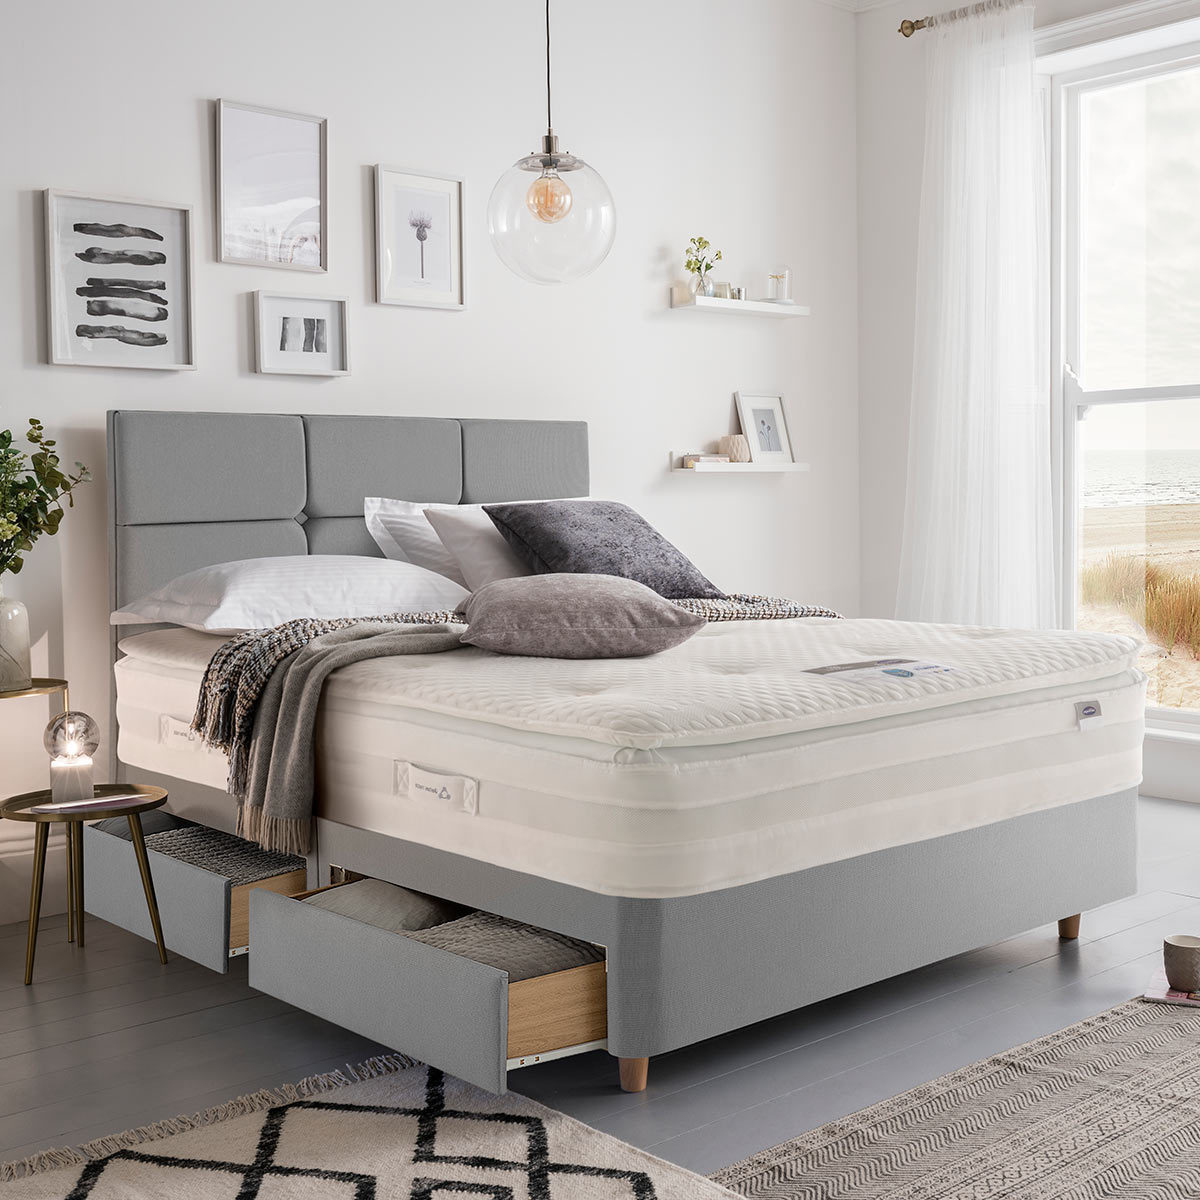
xmin=44 ymin=711 xmax=100 ymax=806
xmin=50 ymin=754 xmax=94 ymax=804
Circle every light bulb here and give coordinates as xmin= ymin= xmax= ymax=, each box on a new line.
xmin=526 ymin=172 xmax=572 ymax=223
xmin=65 ymin=740 xmax=80 ymax=758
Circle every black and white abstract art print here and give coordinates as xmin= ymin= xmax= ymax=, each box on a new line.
xmin=254 ymin=291 xmax=348 ymax=376
xmin=375 ymin=166 xmax=464 ymax=309
xmin=219 ymin=101 xmax=327 ymax=271
xmin=45 ymin=191 xmax=195 ymax=370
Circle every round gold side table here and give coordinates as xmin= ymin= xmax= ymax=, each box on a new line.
xmin=1 ymin=784 xmax=169 ymax=984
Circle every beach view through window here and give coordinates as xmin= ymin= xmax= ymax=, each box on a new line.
xmin=1074 ymin=64 xmax=1200 ymax=712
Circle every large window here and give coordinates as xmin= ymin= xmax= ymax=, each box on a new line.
xmin=1057 ymin=45 xmax=1200 ymax=719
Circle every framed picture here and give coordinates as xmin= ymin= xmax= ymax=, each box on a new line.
xmin=45 ymin=189 xmax=195 ymax=370
xmin=374 ymin=165 xmax=464 ymax=309
xmin=736 ymin=393 xmax=794 ymax=463
xmin=218 ymin=100 xmax=327 ymax=271
xmin=254 ymin=291 xmax=349 ymax=376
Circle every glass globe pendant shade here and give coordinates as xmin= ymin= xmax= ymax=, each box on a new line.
xmin=44 ymin=710 xmax=100 ymax=761
xmin=488 ymin=147 xmax=616 ymax=285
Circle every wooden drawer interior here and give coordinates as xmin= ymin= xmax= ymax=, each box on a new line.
xmin=229 ymin=868 xmax=309 ymax=953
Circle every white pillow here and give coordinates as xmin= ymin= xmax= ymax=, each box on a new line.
xmin=423 ymin=507 xmax=537 ymax=591
xmin=364 ymin=497 xmax=469 ymax=586
xmin=110 ymin=555 xmax=469 ymax=634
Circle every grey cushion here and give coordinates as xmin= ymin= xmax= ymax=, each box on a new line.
xmin=302 ymin=878 xmax=468 ymax=932
xmin=459 ymin=574 xmax=706 ymax=659
xmin=403 ymin=910 xmax=604 ymax=982
xmin=483 ymin=499 xmax=725 ymax=600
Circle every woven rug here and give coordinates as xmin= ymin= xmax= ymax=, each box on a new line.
xmin=1 ymin=1057 xmax=734 ymax=1198
xmin=712 ymin=998 xmax=1200 ymax=1199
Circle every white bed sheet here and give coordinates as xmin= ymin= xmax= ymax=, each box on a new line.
xmin=114 ymin=619 xmax=1145 ymax=898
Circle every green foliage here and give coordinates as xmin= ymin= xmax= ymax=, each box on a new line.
xmin=0 ymin=419 xmax=90 ymax=577
xmin=684 ymin=235 xmax=722 ymax=278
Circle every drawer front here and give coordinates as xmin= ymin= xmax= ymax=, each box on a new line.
xmin=250 ymin=888 xmax=511 ymax=1093
xmin=83 ymin=822 xmax=232 ymax=973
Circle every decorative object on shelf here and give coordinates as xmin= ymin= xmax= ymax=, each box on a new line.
xmin=217 ymin=100 xmax=327 ymax=271
xmin=714 ymin=282 xmax=732 ymax=299
xmin=375 ymin=166 xmax=465 ymax=309
xmin=254 ymin=292 xmax=349 ymax=376
xmin=684 ymin=235 xmax=722 ymax=297
xmin=718 ymin=434 xmax=752 ymax=463
xmin=767 ymin=264 xmax=793 ymax=303
xmin=735 ymin=392 xmax=795 ymax=464
xmin=487 ymin=0 xmax=616 ymax=284
xmin=1165 ymin=934 xmax=1200 ymax=993
xmin=680 ymin=453 xmax=732 ymax=469
xmin=0 ymin=420 xmax=90 ymax=692
xmin=731 ymin=286 xmax=747 ymax=301
xmin=45 ymin=190 xmax=196 ymax=370
xmin=44 ymin=710 xmax=99 ymax=804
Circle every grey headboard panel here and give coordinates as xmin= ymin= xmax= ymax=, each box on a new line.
xmin=107 ymin=410 xmax=589 ymax=610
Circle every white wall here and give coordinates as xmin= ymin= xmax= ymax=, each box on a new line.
xmin=855 ymin=0 xmax=1130 ymax=617
xmin=0 ymin=0 xmax=860 ymax=923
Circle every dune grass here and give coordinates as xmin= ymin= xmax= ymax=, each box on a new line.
xmin=1081 ymin=553 xmax=1200 ymax=657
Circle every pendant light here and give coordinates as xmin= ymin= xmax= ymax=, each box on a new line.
xmin=487 ymin=0 xmax=616 ymax=285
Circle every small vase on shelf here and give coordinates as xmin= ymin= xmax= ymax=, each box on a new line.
xmin=0 ymin=581 xmax=32 ymax=693
xmin=691 ymin=274 xmax=716 ymax=298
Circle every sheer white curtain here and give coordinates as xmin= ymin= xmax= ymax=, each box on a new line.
xmin=896 ymin=0 xmax=1054 ymax=628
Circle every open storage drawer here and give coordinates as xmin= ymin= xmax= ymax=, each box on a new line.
xmin=83 ymin=820 xmax=308 ymax=973
xmin=249 ymin=883 xmax=608 ymax=1093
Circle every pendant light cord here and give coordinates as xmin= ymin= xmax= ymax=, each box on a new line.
xmin=545 ymin=0 xmax=553 ymax=130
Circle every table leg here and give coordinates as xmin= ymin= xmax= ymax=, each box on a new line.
xmin=25 ymin=824 xmax=49 ymax=986
xmin=128 ymin=813 xmax=168 ymax=965
xmin=66 ymin=829 xmax=75 ymax=943
xmin=70 ymin=822 xmax=85 ymax=949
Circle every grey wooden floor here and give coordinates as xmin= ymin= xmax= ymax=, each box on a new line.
xmin=0 ymin=795 xmax=1195 ymax=1175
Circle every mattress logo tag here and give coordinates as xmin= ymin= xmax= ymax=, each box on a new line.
xmin=395 ymin=761 xmax=478 ymax=815
xmin=1075 ymin=700 xmax=1104 ymax=731
xmin=160 ymin=715 xmax=207 ymax=751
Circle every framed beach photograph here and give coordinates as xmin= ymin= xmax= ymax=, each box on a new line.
xmin=218 ymin=100 xmax=327 ymax=271
xmin=374 ymin=165 xmax=464 ymax=309
xmin=45 ymin=189 xmax=195 ymax=370
xmin=736 ymin=392 xmax=794 ymax=464
xmin=254 ymin=291 xmax=348 ymax=376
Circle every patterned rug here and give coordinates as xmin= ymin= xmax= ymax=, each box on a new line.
xmin=713 ymin=998 xmax=1200 ymax=1199
xmin=1 ymin=1057 xmax=734 ymax=1198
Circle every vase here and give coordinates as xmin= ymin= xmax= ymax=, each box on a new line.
xmin=690 ymin=274 xmax=716 ymax=299
xmin=0 ymin=580 xmax=32 ymax=693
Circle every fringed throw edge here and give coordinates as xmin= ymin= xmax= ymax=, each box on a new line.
xmin=236 ymin=805 xmax=316 ymax=858
xmin=0 ymin=1053 xmax=419 ymax=1182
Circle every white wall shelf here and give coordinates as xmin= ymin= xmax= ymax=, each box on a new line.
xmin=669 ymin=289 xmax=810 ymax=318
xmin=671 ymin=453 xmax=810 ymax=474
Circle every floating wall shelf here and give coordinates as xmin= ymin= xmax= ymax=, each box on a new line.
xmin=669 ymin=289 xmax=810 ymax=318
xmin=671 ymin=453 xmax=810 ymax=475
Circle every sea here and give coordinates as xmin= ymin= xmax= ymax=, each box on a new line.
xmin=1084 ymin=449 xmax=1200 ymax=508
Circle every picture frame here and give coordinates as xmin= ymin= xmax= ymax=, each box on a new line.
xmin=374 ymin=164 xmax=464 ymax=309
xmin=217 ymin=100 xmax=328 ymax=272
xmin=45 ymin=189 xmax=196 ymax=371
xmin=735 ymin=392 xmax=794 ymax=463
xmin=254 ymin=291 xmax=349 ymax=376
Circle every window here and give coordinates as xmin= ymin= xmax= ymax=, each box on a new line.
xmin=1054 ymin=43 xmax=1200 ymax=721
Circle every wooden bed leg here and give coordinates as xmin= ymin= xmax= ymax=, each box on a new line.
xmin=1058 ymin=914 xmax=1081 ymax=940
xmin=619 ymin=1057 xmax=649 ymax=1093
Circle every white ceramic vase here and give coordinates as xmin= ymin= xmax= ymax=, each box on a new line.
xmin=0 ymin=580 xmax=32 ymax=693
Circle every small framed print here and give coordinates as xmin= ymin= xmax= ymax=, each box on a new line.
xmin=218 ymin=100 xmax=327 ymax=271
xmin=375 ymin=165 xmax=464 ymax=309
xmin=736 ymin=392 xmax=795 ymax=464
xmin=254 ymin=291 xmax=349 ymax=376
xmin=45 ymin=189 xmax=195 ymax=370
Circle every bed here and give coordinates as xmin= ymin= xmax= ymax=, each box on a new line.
xmin=99 ymin=409 xmax=1145 ymax=1095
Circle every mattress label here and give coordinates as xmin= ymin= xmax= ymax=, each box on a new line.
xmin=805 ymin=658 xmax=955 ymax=679
xmin=159 ymin=715 xmax=211 ymax=751
xmin=395 ymin=761 xmax=478 ymax=815
xmin=1075 ymin=700 xmax=1104 ymax=730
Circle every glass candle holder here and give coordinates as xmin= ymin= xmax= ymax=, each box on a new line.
xmin=767 ymin=265 xmax=793 ymax=303
xmin=44 ymin=711 xmax=99 ymax=804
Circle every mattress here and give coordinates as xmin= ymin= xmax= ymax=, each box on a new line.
xmin=114 ymin=619 xmax=1145 ymax=898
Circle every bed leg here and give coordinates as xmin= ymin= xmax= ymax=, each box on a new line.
xmin=618 ymin=1057 xmax=649 ymax=1093
xmin=1058 ymin=914 xmax=1081 ymax=940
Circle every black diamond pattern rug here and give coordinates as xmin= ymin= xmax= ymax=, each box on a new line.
xmin=1 ymin=1059 xmax=734 ymax=1199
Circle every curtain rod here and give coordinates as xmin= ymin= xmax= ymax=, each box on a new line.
xmin=899 ymin=0 xmax=1022 ymax=36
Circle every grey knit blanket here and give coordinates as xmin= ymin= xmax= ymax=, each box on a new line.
xmin=192 ymin=595 xmax=839 ymax=854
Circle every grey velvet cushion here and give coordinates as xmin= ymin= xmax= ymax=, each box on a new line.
xmin=458 ymin=574 xmax=706 ymax=659
xmin=483 ymin=499 xmax=725 ymax=600
xmin=303 ymin=878 xmax=469 ymax=933
xmin=403 ymin=910 xmax=604 ymax=982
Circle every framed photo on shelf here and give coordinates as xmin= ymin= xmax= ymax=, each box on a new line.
xmin=735 ymin=392 xmax=794 ymax=464
xmin=45 ymin=189 xmax=195 ymax=370
xmin=254 ymin=291 xmax=349 ymax=376
xmin=217 ymin=100 xmax=327 ymax=271
xmin=374 ymin=164 xmax=464 ymax=309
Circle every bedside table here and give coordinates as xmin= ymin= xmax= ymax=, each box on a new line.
xmin=1 ymin=784 xmax=170 ymax=984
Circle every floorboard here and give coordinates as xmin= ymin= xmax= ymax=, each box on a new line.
xmin=0 ymin=794 xmax=1193 ymax=1176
